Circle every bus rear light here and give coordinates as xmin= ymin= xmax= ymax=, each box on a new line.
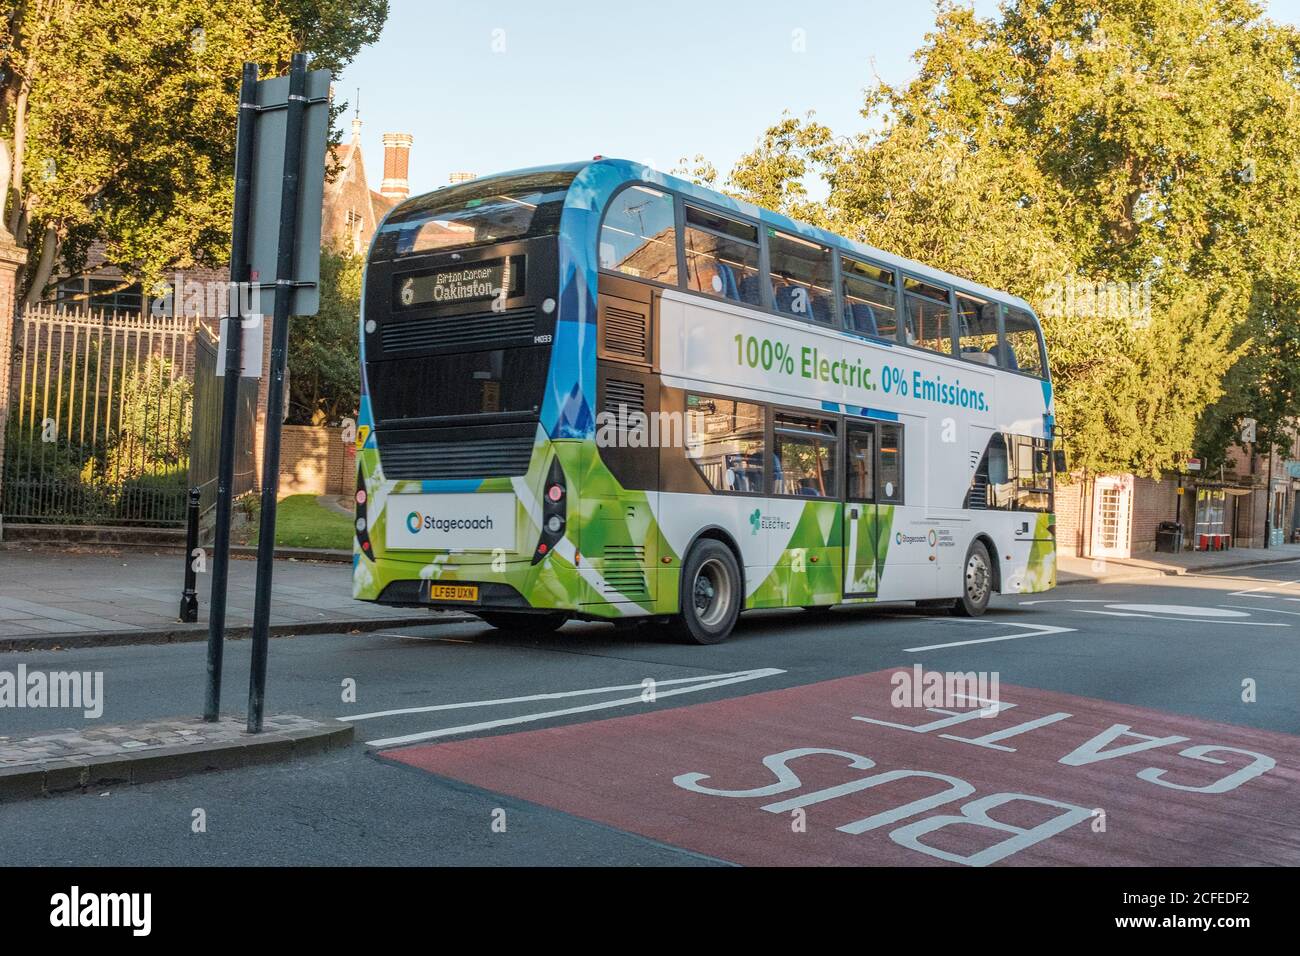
xmin=532 ymin=457 xmax=568 ymax=565
xmin=355 ymin=469 xmax=375 ymax=561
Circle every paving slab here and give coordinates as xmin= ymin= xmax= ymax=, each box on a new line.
xmin=0 ymin=715 xmax=353 ymax=802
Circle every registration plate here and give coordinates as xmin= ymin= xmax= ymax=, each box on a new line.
xmin=429 ymin=584 xmax=479 ymax=602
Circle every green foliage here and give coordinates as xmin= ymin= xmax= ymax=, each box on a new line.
xmin=98 ymin=356 xmax=193 ymax=481
xmin=0 ymin=0 xmax=389 ymax=300
xmin=1196 ymin=277 xmax=1300 ymax=469
xmin=288 ymin=246 xmax=361 ymax=424
xmin=718 ymin=0 xmax=1300 ymax=477
xmin=236 ymin=492 xmax=353 ymax=549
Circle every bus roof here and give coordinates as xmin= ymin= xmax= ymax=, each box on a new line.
xmin=397 ymin=158 xmax=1039 ymax=320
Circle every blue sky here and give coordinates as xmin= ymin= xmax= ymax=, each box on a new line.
xmin=337 ymin=0 xmax=1300 ymax=197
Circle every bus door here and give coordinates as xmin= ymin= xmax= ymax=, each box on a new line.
xmin=843 ymin=423 xmax=882 ymax=597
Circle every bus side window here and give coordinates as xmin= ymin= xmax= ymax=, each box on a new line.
xmin=773 ymin=413 xmax=838 ymax=497
xmin=877 ymin=424 xmax=904 ymax=504
xmin=846 ymin=427 xmax=875 ymax=500
xmin=683 ymin=206 xmax=762 ymax=307
xmin=769 ymin=230 xmax=835 ymax=325
xmin=903 ymin=278 xmax=954 ymax=356
xmin=842 ymin=258 xmax=898 ymax=340
xmin=1002 ymin=307 xmax=1045 ymax=377
xmin=957 ymin=295 xmax=999 ymax=366
xmin=685 ymin=394 xmax=766 ymax=493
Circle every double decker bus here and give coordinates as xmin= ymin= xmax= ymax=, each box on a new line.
xmin=352 ymin=159 xmax=1059 ymax=644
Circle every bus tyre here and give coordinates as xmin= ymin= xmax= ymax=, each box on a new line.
xmin=670 ymin=540 xmax=742 ymax=645
xmin=475 ymin=611 xmax=568 ymax=634
xmin=952 ymin=541 xmax=993 ymax=617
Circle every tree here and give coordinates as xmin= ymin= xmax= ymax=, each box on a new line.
xmin=287 ymin=245 xmax=360 ymax=424
xmin=1196 ymin=277 xmax=1300 ymax=470
xmin=0 ymin=0 xmax=388 ymax=304
xmin=718 ymin=0 xmax=1300 ymax=477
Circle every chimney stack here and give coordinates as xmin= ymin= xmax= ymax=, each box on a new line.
xmin=380 ymin=132 xmax=413 ymax=200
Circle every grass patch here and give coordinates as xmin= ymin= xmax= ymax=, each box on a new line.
xmin=234 ymin=494 xmax=354 ymax=550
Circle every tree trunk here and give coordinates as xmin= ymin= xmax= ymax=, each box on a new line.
xmin=20 ymin=221 xmax=56 ymax=307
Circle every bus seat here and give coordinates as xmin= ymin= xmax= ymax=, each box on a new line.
xmin=810 ymin=295 xmax=832 ymax=324
xmin=775 ymin=284 xmax=811 ymax=317
xmin=737 ymin=273 xmax=760 ymax=304
xmin=849 ymin=303 xmax=878 ymax=335
xmin=713 ymin=262 xmax=738 ymax=299
xmin=1001 ymin=345 xmax=1020 ymax=370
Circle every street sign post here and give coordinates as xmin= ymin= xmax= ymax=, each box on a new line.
xmin=203 ymin=55 xmax=330 ymax=731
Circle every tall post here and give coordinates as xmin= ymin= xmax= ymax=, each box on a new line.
xmin=180 ymin=487 xmax=201 ymax=622
xmin=204 ymin=62 xmax=259 ymax=721
xmin=247 ymin=53 xmax=309 ymax=733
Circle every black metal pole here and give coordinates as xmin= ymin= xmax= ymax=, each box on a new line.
xmin=204 ymin=61 xmax=259 ymax=722
xmin=180 ymin=487 xmax=201 ymax=622
xmin=247 ymin=52 xmax=308 ymax=734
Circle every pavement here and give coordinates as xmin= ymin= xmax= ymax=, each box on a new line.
xmin=0 ymin=547 xmax=466 ymax=650
xmin=1056 ymin=542 xmax=1300 ymax=585
xmin=0 ymin=540 xmax=1295 ymax=650
xmin=0 ymin=714 xmax=352 ymax=802
xmin=0 ymin=556 xmax=1298 ymax=865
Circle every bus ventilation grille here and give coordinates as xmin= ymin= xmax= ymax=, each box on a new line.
xmin=379 ymin=307 xmax=536 ymax=353
xmin=603 ymin=379 xmax=645 ymax=415
xmin=377 ymin=435 xmax=535 ymax=480
xmin=601 ymin=305 xmax=649 ymax=361
xmin=602 ymin=544 xmax=649 ymax=599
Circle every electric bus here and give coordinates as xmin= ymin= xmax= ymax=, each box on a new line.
xmin=352 ymin=159 xmax=1059 ymax=644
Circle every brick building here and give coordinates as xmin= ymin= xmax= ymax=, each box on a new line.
xmin=1055 ymin=428 xmax=1300 ymax=558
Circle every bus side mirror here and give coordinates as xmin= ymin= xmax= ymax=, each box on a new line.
xmin=1053 ymin=449 xmax=1068 ymax=473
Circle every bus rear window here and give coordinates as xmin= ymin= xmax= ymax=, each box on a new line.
xmin=373 ymin=170 xmax=576 ymax=259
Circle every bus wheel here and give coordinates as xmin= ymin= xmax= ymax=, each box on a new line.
xmin=475 ymin=611 xmax=569 ymax=634
xmin=952 ymin=541 xmax=993 ymax=617
xmin=670 ymin=540 xmax=742 ymax=644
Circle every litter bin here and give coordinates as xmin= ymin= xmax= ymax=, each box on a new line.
xmin=1156 ymin=520 xmax=1183 ymax=553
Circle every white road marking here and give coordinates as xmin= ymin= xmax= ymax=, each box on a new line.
xmin=1075 ymin=610 xmax=1285 ymax=626
xmin=1227 ymin=576 xmax=1300 ymax=598
xmin=354 ymin=667 xmax=787 ymax=748
xmin=904 ymin=623 xmax=1076 ymax=653
xmin=1018 ymin=599 xmax=1111 ymax=606
xmin=1220 ymin=604 xmax=1300 ymax=618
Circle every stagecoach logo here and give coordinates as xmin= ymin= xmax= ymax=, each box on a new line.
xmin=895 ymin=530 xmax=932 ymax=546
xmin=405 ymin=510 xmax=496 ymax=535
xmin=749 ymin=509 xmax=791 ymax=534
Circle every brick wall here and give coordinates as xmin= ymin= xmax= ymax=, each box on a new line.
xmin=1053 ymin=477 xmax=1088 ymax=557
xmin=1130 ymin=475 xmax=1180 ymax=553
xmin=278 ymin=424 xmax=355 ymax=497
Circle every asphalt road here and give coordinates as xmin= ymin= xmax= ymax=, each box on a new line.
xmin=2 ymin=560 xmax=1299 ymax=866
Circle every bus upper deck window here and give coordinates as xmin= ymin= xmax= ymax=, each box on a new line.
xmin=842 ymin=258 xmax=897 ymax=339
xmin=599 ymin=186 xmax=679 ymax=284
xmin=769 ymin=231 xmax=835 ymax=324
xmin=683 ymin=206 xmax=761 ymax=307
xmin=903 ymin=278 xmax=954 ymax=356
xmin=372 ymin=170 xmax=575 ymax=258
xmin=957 ymin=295 xmax=999 ymax=366
xmin=1002 ymin=307 xmax=1045 ymax=377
